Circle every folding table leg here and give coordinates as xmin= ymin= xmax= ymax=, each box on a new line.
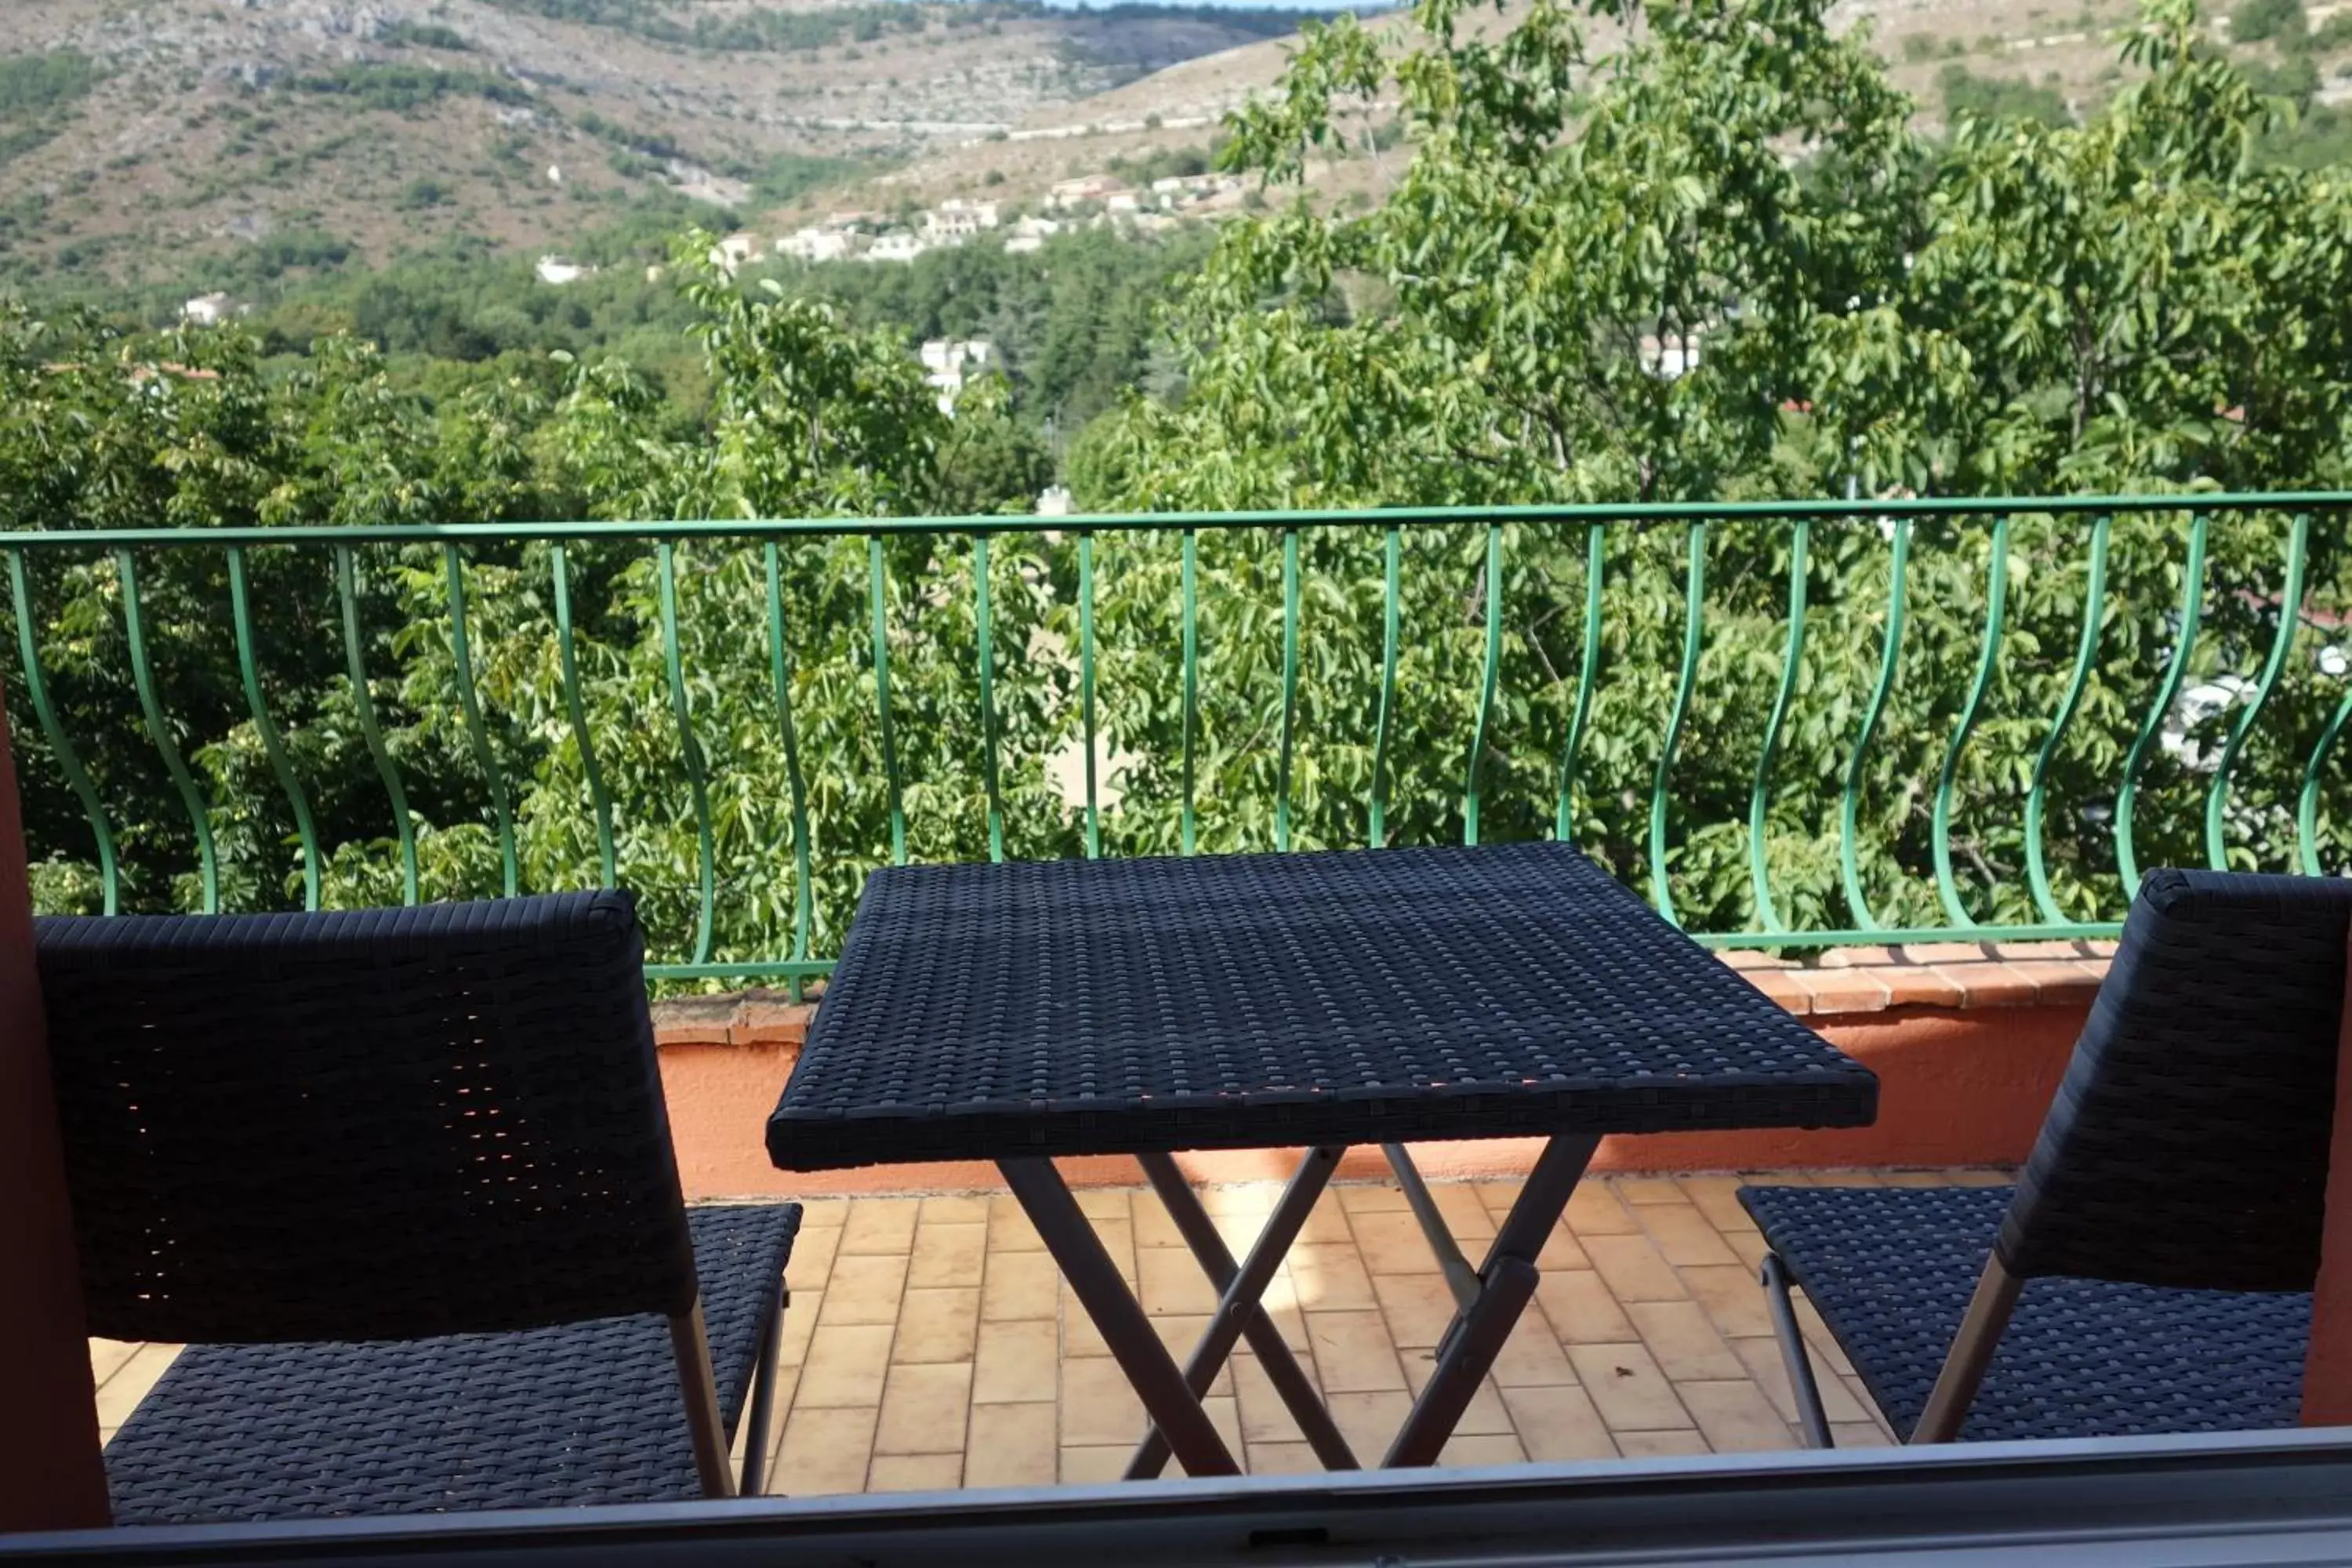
xmin=1383 ymin=1133 xmax=1601 ymax=1468
xmin=1000 ymin=1156 xmax=1241 ymax=1478
xmin=1127 ymin=1147 xmax=1359 ymax=1478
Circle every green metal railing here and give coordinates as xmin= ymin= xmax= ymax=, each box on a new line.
xmin=2 ymin=494 xmax=2347 ymax=982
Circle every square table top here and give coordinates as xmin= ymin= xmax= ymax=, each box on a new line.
xmin=765 ymin=842 xmax=1878 ymax=1172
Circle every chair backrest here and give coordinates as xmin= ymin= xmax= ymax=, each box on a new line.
xmin=41 ymin=892 xmax=698 ymax=1345
xmin=1996 ymin=869 xmax=2352 ymax=1293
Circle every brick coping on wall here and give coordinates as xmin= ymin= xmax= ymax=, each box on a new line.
xmin=647 ymin=938 xmax=2118 ymax=1048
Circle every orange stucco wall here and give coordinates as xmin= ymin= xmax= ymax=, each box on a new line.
xmin=660 ymin=998 xmax=2089 ymax=1200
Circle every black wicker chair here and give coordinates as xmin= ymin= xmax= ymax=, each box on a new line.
xmin=1741 ymin=869 xmax=2351 ymax=1446
xmin=41 ymin=892 xmax=802 ymax=1524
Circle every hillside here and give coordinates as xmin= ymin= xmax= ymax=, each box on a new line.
xmin=0 ymin=0 xmax=1341 ymax=292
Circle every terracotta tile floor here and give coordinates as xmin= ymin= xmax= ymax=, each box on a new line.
xmin=89 ymin=1169 xmax=2020 ymax=1494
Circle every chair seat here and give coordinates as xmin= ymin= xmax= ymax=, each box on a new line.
xmin=1739 ymin=1185 xmax=2308 ymax=1443
xmin=104 ymin=1204 xmax=801 ymax=1525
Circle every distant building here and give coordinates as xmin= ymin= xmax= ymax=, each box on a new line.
xmin=1047 ymin=175 xmax=1131 ymax=210
xmin=535 ymin=256 xmax=589 ymax=285
xmin=1105 ymin=191 xmax=1141 ymax=216
xmin=865 ymin=232 xmax=927 ymax=264
xmin=1010 ymin=216 xmax=1062 ymax=239
xmin=920 ymin=338 xmax=993 ymax=408
xmin=1036 ymin=485 xmax=1073 ymax=517
xmin=180 ymin=292 xmax=234 ymax=326
xmin=921 ymin=199 xmax=1001 ymax=242
xmin=707 ymin=232 xmax=760 ymax=273
xmin=777 ymin=226 xmax=864 ymax=263
xmin=1004 ymin=234 xmax=1043 ymax=254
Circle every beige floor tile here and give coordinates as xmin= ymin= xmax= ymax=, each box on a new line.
xmin=1247 ymin=1441 xmax=1322 ymax=1475
xmin=1584 ymin=1234 xmax=1688 ymax=1303
xmin=775 ymin=1405 xmax=877 ymax=1495
xmin=921 ymin=1194 xmax=993 ymax=1225
xmin=89 ymin=1339 xmax=140 ymax=1388
xmin=1061 ymin=1445 xmax=1132 ymax=1483
xmin=982 ymin=1250 xmax=1059 ymax=1321
xmin=908 ymin=1223 xmax=987 ymax=1290
xmin=1148 ymin=1315 xmax=1234 ymax=1396
xmin=1841 ymin=1374 xmax=1893 ymax=1435
xmin=1565 ymin=1185 xmax=1639 ymax=1236
xmin=1297 ymin=1192 xmax=1354 ymax=1244
xmin=1374 ymin=1272 xmax=1460 ymax=1350
xmin=868 ymin=1453 xmax=964 ymax=1492
xmin=1076 ymin=1188 xmax=1131 ymax=1221
xmin=1613 ymin=1178 xmax=1691 ymax=1206
xmin=779 ymin=1291 xmax=822 ymax=1367
xmin=1132 ymin=1192 xmax=1188 ymax=1249
xmin=1475 ymin=1180 xmax=1526 ymax=1213
xmin=1632 ymin=1203 xmax=1742 ymax=1268
xmin=1340 ymin=1183 xmax=1411 ymax=1213
xmin=786 ymin=1224 xmax=841 ymax=1292
xmin=796 ymin=1197 xmax=851 ymax=1229
xmin=1537 ymin=1225 xmax=1590 ymax=1270
xmin=1327 ymin=1389 xmax=1413 ymax=1460
xmin=1232 ymin=1354 xmax=1306 ymax=1443
xmin=1731 ymin=1336 xmax=1869 ymax=1426
xmin=1487 ymin=1306 xmax=1578 ymax=1388
xmin=972 ymin=1317 xmax=1059 ymax=1403
xmin=1062 ymin=1356 xmax=1147 ymax=1446
xmin=965 ymin=1402 xmax=1059 ymax=1487
xmin=1138 ymin=1246 xmax=1221 ymax=1316
xmin=1501 ymin=1385 xmax=1617 ymax=1461
xmin=1726 ymin=1231 xmax=1769 ymax=1269
xmin=796 ymin=1323 xmax=895 ymax=1408
xmin=1947 ymin=1167 xmax=2017 ymax=1188
xmin=1265 ymin=1302 xmax=1312 ymax=1355
xmin=1626 ymin=1300 xmax=1747 ymax=1381
xmin=1403 ymin=1359 xmax=1518 ymax=1436
xmin=1439 ymin=1432 xmax=1528 ymax=1467
xmin=841 ymin=1197 xmax=921 ymax=1257
xmin=821 ymin=1254 xmax=910 ymax=1327
xmin=1791 ymin=1295 xmax=1858 ymax=1375
xmin=1566 ymin=1342 xmax=1693 ymax=1432
xmin=1875 ymin=1171 xmax=1947 ymax=1189
xmin=1616 ymin=1428 xmax=1711 ymax=1458
xmin=894 ymin=1287 xmax=981 ymax=1364
xmin=1680 ymin=1381 xmax=1798 ymax=1452
xmin=1674 ymin=1175 xmax=1756 ymax=1233
xmin=1831 ymin=1421 xmax=1896 ymax=1448
xmin=988 ymin=1194 xmax=1046 ymax=1251
xmin=1678 ymin=1265 xmax=1776 ymax=1339
xmin=1432 ymin=1184 xmax=1497 ymax=1240
xmin=1288 ymin=1243 xmax=1377 ymax=1309
xmin=1199 ymin=1184 xmax=1279 ymax=1217
xmin=1349 ymin=1209 xmax=1450 ymax=1275
xmin=1200 ymin=1394 xmax=1243 ymax=1470
xmin=1535 ymin=1269 xmax=1636 ymax=1345
xmin=876 ymin=1361 xmax=974 ymax=1455
xmin=94 ymin=1344 xmax=179 ymax=1431
xmin=1305 ymin=1310 xmax=1407 ymax=1392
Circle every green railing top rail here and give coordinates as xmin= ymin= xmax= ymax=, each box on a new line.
xmin=4 ymin=488 xmax=2350 ymax=551
xmin=4 ymin=491 xmax=2347 ymax=988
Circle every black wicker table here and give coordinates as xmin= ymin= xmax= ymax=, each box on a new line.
xmin=766 ymin=842 xmax=1878 ymax=1476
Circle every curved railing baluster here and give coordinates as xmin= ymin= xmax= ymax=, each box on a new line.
xmin=974 ymin=534 xmax=1004 ymax=863
xmin=1748 ymin=518 xmax=1810 ymax=934
xmin=764 ymin=543 xmax=817 ymax=990
xmin=867 ymin=534 xmax=906 ymax=866
xmin=1553 ymin=524 xmax=1605 ymax=845
xmin=548 ymin=544 xmax=617 ymax=888
xmin=336 ymin=546 xmax=418 ymax=904
xmin=2117 ymin=513 xmax=2209 ymax=892
xmin=1080 ymin=529 xmax=1100 ymax=859
xmin=442 ymin=545 xmax=517 ymax=898
xmin=118 ymin=550 xmax=217 ymax=912
xmin=227 ymin=546 xmax=320 ymax=910
xmin=9 ymin=550 xmax=118 ymax=913
xmin=2301 ymin=685 xmax=2352 ymax=877
xmin=1369 ymin=526 xmax=1402 ymax=848
xmin=2024 ymin=514 xmax=2111 ymax=925
xmin=1461 ymin=523 xmax=1504 ymax=848
xmin=1650 ymin=522 xmax=1707 ymax=925
xmin=1838 ymin=518 xmax=1910 ymax=931
xmin=657 ymin=542 xmax=715 ymax=965
xmin=2205 ymin=512 xmax=2309 ymax=870
xmin=1276 ymin=525 xmax=1300 ymax=853
xmin=1932 ymin=514 xmax=2010 ymax=929
xmin=1180 ymin=528 xmax=1199 ymax=856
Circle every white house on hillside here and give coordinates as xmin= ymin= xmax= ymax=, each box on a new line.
xmin=707 ymin=232 xmax=760 ymax=273
xmin=535 ymin=256 xmax=590 ymax=285
xmin=181 ymin=292 xmax=234 ymax=326
xmin=920 ymin=338 xmax=993 ymax=408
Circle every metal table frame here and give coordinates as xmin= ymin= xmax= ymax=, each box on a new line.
xmin=1000 ymin=1132 xmax=1600 ymax=1475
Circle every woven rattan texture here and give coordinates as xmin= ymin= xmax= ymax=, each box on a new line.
xmin=1740 ymin=1185 xmax=2308 ymax=1443
xmin=769 ymin=844 xmax=1877 ymax=1171
xmin=1998 ymin=869 xmax=2352 ymax=1290
xmin=41 ymin=894 xmax=700 ymax=1344
xmin=102 ymin=1205 xmax=801 ymax=1524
